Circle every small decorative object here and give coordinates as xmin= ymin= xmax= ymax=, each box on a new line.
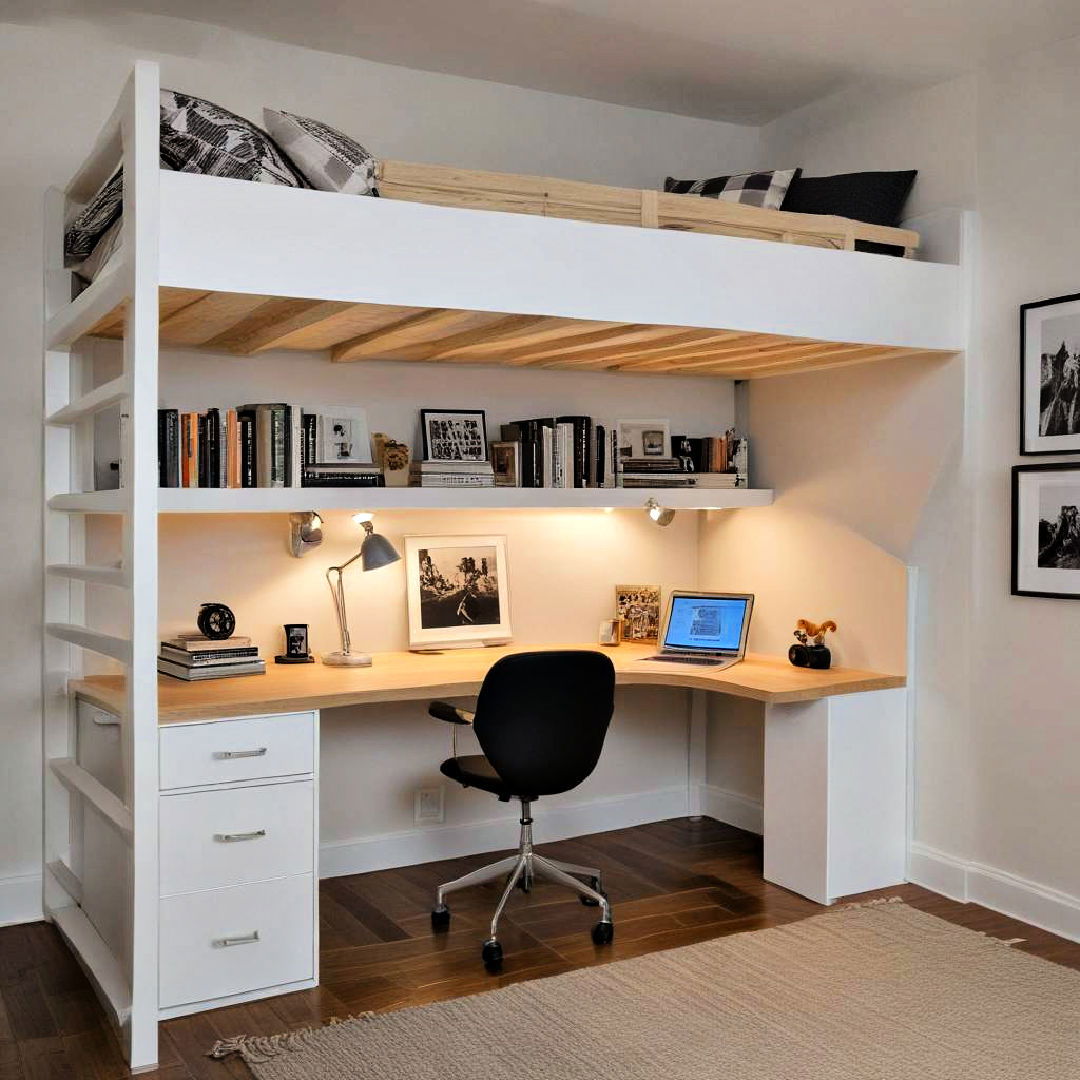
xmin=372 ymin=432 xmax=410 ymax=487
xmin=614 ymin=584 xmax=661 ymax=644
xmin=617 ymin=419 xmax=670 ymax=459
xmin=196 ymin=602 xmax=235 ymax=640
xmin=276 ymin=623 xmax=314 ymax=664
xmin=789 ymin=618 xmax=837 ymax=669
xmin=421 ymin=409 xmax=488 ymax=462
xmin=1021 ymin=293 xmax=1080 ymax=454
xmin=598 ymin=618 xmax=622 ymax=646
xmin=404 ymin=534 xmax=511 ymax=649
xmin=1012 ymin=463 xmax=1080 ymax=598
xmin=491 ymin=441 xmax=521 ymax=487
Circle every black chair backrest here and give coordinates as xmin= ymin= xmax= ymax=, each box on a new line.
xmin=473 ymin=650 xmax=616 ymax=798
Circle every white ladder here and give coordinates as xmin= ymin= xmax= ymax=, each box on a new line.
xmin=41 ymin=61 xmax=161 ymax=1072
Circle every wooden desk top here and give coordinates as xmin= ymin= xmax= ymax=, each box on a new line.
xmin=70 ymin=643 xmax=905 ymax=725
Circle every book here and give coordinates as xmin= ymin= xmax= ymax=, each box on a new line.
xmin=157 ymin=409 xmax=179 ymax=488
xmin=237 ymin=408 xmax=256 ymax=488
xmin=164 ymin=634 xmax=253 ymax=650
xmin=158 ymin=657 xmax=266 ymax=681
xmin=159 ymin=645 xmax=260 ymax=666
xmin=556 ymin=415 xmax=592 ymax=488
xmin=180 ymin=411 xmax=199 ymax=488
xmin=225 ymin=409 xmax=240 ymax=488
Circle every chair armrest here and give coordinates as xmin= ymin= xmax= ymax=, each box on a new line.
xmin=429 ymin=701 xmax=475 ymax=725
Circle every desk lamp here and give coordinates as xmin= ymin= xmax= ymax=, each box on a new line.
xmin=323 ymin=513 xmax=401 ymax=667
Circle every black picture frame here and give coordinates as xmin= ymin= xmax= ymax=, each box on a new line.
xmin=420 ymin=409 xmax=488 ymax=462
xmin=1011 ymin=462 xmax=1080 ymax=598
xmin=1020 ymin=292 xmax=1080 ymax=455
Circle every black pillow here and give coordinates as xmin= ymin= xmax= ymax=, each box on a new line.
xmin=780 ymin=170 xmax=917 ymax=228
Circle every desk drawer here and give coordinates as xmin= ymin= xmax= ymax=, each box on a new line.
xmin=160 ymin=713 xmax=314 ymax=790
xmin=160 ymin=781 xmax=314 ymax=897
xmin=159 ymin=874 xmax=314 ymax=1009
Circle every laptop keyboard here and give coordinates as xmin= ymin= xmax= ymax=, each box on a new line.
xmin=646 ymin=655 xmax=730 ymax=667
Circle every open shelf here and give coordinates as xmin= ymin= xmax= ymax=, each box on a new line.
xmin=157 ymin=487 xmax=774 ymax=513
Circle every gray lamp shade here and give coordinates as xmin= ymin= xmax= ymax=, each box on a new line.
xmin=361 ymin=531 xmax=401 ymax=571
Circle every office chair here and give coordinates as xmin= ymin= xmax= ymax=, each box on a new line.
xmin=429 ymin=649 xmax=616 ymax=971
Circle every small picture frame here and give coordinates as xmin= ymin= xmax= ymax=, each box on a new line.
xmin=617 ymin=419 xmax=670 ymax=459
xmin=421 ymin=409 xmax=488 ymax=462
xmin=1020 ymin=293 xmax=1080 ymax=455
xmin=614 ymin=584 xmax=662 ymax=643
xmin=1012 ymin=463 xmax=1080 ymax=599
xmin=598 ymin=618 xmax=622 ymax=646
xmin=315 ymin=406 xmax=372 ymax=464
xmin=491 ymin=441 xmax=521 ymax=487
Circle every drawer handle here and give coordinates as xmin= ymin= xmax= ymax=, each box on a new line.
xmin=212 ymin=931 xmax=261 ymax=948
xmin=212 ymin=747 xmax=268 ymax=760
xmin=213 ymin=829 xmax=267 ymax=843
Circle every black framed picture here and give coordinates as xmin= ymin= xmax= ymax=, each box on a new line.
xmin=1012 ymin=463 xmax=1080 ymax=598
xmin=420 ymin=409 xmax=488 ymax=462
xmin=1020 ymin=293 xmax=1080 ymax=454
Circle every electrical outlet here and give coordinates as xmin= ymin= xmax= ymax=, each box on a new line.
xmin=414 ymin=786 xmax=445 ymax=824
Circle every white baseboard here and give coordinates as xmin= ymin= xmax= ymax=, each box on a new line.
xmin=908 ymin=842 xmax=1080 ymax=943
xmin=698 ymin=784 xmax=764 ymax=835
xmin=0 ymin=872 xmax=43 ymax=927
xmin=321 ymin=785 xmax=689 ymax=878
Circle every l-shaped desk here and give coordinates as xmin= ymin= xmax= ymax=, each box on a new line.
xmin=71 ymin=643 xmax=907 ymax=1019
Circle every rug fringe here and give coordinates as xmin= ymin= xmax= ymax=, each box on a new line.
xmin=837 ymin=896 xmax=906 ymax=911
xmin=209 ymin=1013 xmax=375 ymax=1063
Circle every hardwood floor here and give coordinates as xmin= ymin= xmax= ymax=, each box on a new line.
xmin=3 ymin=817 xmax=1078 ymax=1078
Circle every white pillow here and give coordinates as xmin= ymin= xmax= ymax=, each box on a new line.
xmin=263 ymin=109 xmax=378 ymax=196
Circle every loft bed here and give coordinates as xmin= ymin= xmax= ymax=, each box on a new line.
xmin=40 ymin=62 xmax=969 ymax=1071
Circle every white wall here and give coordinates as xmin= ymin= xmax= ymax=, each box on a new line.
xmin=0 ymin=13 xmax=760 ymax=921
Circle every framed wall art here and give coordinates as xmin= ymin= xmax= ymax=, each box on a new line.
xmin=1020 ymin=293 xmax=1080 ymax=454
xmin=1012 ymin=463 xmax=1080 ymax=598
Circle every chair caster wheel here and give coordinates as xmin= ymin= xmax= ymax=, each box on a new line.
xmin=431 ymin=905 xmax=450 ymax=931
xmin=482 ymin=939 xmax=503 ymax=972
xmin=580 ymin=877 xmax=603 ymax=906
xmin=591 ymin=921 xmax=614 ymax=946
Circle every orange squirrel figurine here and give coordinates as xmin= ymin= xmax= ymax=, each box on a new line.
xmin=794 ymin=619 xmax=837 ymax=646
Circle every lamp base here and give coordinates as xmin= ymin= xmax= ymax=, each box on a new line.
xmin=322 ymin=651 xmax=373 ymax=668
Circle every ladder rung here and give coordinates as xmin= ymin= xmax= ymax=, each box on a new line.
xmin=46 ymin=623 xmax=132 ymax=663
xmin=45 ymin=260 xmax=130 ymax=350
xmin=49 ymin=758 xmax=134 ymax=842
xmin=46 ymin=376 xmax=130 ymax=426
xmin=48 ymin=490 xmax=128 ymax=514
xmin=48 ymin=902 xmax=132 ymax=1029
xmin=47 ymin=563 xmax=127 ymax=587
xmin=46 ymin=859 xmax=84 ymax=905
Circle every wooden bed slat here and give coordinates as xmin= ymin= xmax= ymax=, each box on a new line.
xmin=331 ymin=308 xmax=509 ymax=362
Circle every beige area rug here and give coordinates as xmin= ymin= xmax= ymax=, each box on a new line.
xmin=212 ymin=901 xmax=1079 ymax=1079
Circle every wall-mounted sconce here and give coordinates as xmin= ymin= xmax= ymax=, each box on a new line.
xmin=644 ymin=498 xmax=676 ymax=527
xmin=289 ymin=512 xmax=324 ymax=557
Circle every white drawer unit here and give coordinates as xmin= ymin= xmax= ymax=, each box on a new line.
xmin=159 ymin=712 xmax=315 ymax=790
xmin=159 ymin=874 xmax=316 ymax=1009
xmin=160 ymin=780 xmax=315 ymax=897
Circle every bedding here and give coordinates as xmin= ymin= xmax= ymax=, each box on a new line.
xmin=780 ymin=170 xmax=917 ymax=226
xmin=263 ymin=109 xmax=378 ymax=196
xmin=663 ymin=168 xmax=800 ymax=211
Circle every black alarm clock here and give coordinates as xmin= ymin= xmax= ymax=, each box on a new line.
xmin=196 ymin=602 xmax=236 ymax=641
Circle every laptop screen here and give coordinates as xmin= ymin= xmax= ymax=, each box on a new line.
xmin=663 ymin=594 xmax=750 ymax=653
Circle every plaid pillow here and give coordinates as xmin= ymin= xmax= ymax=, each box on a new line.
xmin=263 ymin=109 xmax=379 ymax=196
xmin=664 ymin=168 xmax=801 ymax=211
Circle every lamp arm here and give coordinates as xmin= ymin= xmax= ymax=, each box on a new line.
xmin=326 ymin=565 xmax=353 ymax=655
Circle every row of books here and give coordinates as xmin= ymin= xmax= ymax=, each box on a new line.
xmin=157 ymin=406 xmax=383 ymax=489
xmin=157 ymin=633 xmax=266 ymax=681
xmin=500 ymin=417 xmax=613 ymax=489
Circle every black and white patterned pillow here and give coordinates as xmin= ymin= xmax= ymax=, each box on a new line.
xmin=64 ymin=90 xmax=308 ymax=262
xmin=263 ymin=109 xmax=378 ymax=196
xmin=664 ymin=168 xmax=801 ymax=211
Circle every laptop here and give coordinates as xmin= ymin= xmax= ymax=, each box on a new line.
xmin=645 ymin=591 xmax=754 ymax=669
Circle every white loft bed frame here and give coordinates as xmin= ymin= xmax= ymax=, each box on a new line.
xmin=41 ymin=61 xmax=968 ymax=1070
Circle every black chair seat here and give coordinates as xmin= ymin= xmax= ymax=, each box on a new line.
xmin=440 ymin=754 xmax=534 ymax=802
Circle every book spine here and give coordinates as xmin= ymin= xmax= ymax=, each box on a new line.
xmin=255 ymin=406 xmax=271 ymax=487
xmin=594 ymin=424 xmax=606 ymax=488
xmin=207 ymin=408 xmax=221 ymax=489
xmin=303 ymin=413 xmax=317 ymax=470
xmin=288 ymin=406 xmax=303 ymax=487
xmin=271 ymin=405 xmax=286 ymax=488
xmin=301 ymin=474 xmax=385 ymax=488
xmin=158 ymin=409 xmax=180 ymax=488
xmin=226 ymin=409 xmax=240 ymax=488
xmin=238 ymin=411 xmax=256 ymax=488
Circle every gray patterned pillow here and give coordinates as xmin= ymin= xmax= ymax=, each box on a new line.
xmin=64 ymin=90 xmax=308 ymax=262
xmin=263 ymin=109 xmax=378 ymax=196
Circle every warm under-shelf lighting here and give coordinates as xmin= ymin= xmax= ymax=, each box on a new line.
xmin=645 ymin=498 xmax=676 ymax=527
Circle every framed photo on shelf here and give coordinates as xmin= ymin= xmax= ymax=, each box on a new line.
xmin=1020 ymin=293 xmax=1080 ymax=454
xmin=617 ymin=419 xmax=670 ymax=459
xmin=490 ymin=441 xmax=521 ymax=487
xmin=421 ymin=409 xmax=488 ymax=462
xmin=404 ymin=534 xmax=512 ymax=648
xmin=1012 ymin=463 xmax=1080 ymax=599
xmin=315 ymin=406 xmax=371 ymax=463
xmin=614 ymin=583 xmax=661 ymax=643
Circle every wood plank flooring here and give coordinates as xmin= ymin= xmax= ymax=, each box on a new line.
xmin=2 ymin=817 xmax=1078 ymax=1078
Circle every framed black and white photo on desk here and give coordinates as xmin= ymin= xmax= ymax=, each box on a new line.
xmin=421 ymin=409 xmax=488 ymax=462
xmin=1020 ymin=293 xmax=1080 ymax=454
xmin=405 ymin=534 xmax=512 ymax=649
xmin=1012 ymin=463 xmax=1080 ymax=598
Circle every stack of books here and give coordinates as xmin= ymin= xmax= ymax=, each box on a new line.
xmin=410 ymin=460 xmax=495 ymax=487
xmin=619 ymin=457 xmax=694 ymax=488
xmin=157 ymin=634 xmax=266 ymax=681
